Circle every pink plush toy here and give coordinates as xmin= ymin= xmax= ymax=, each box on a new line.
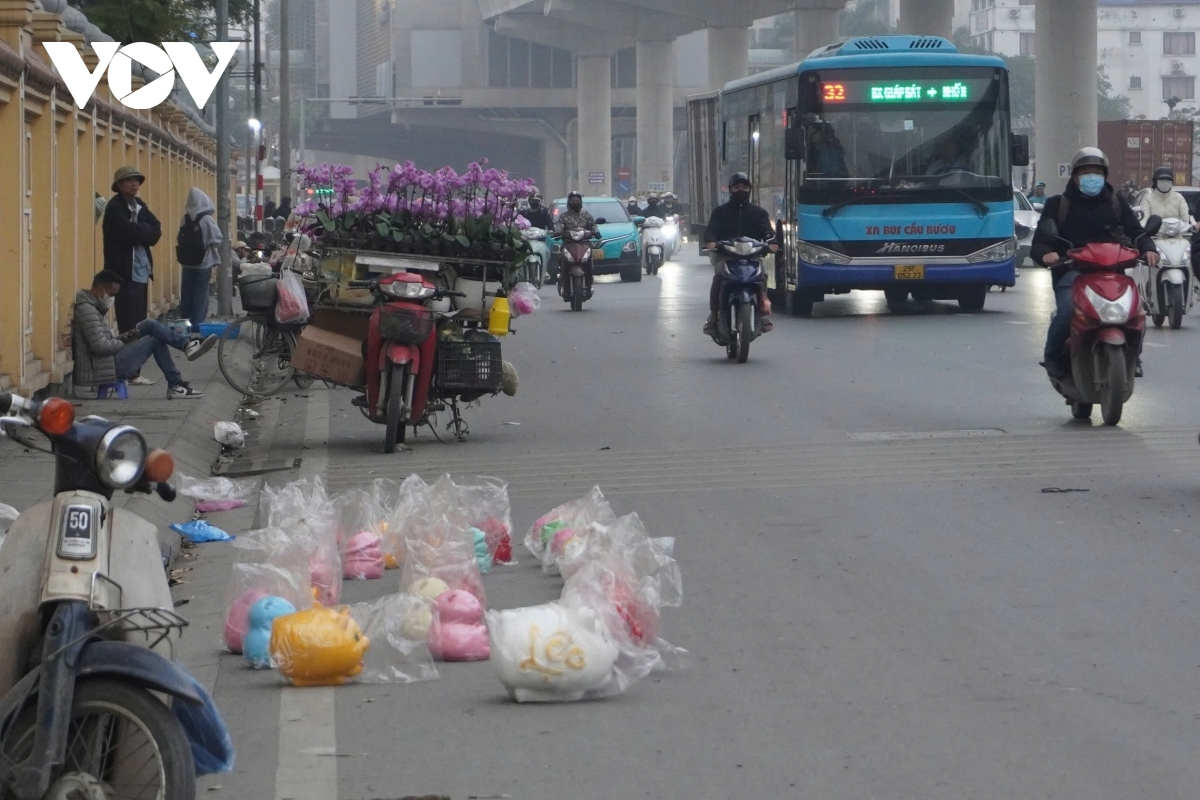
xmin=342 ymin=532 xmax=385 ymax=580
xmin=223 ymin=588 xmax=268 ymax=653
xmin=427 ymin=590 xmax=490 ymax=661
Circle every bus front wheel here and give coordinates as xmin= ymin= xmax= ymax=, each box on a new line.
xmin=786 ymin=289 xmax=814 ymax=317
xmin=958 ymin=286 xmax=988 ymax=312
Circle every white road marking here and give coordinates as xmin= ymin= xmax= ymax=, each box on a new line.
xmin=275 ymin=389 xmax=336 ymax=800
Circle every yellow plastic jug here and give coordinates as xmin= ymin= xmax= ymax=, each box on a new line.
xmin=488 ymin=295 xmax=511 ymax=337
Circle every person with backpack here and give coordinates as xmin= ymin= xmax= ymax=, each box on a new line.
xmin=1032 ymin=148 xmax=1157 ymax=380
xmin=177 ymin=187 xmax=223 ymax=328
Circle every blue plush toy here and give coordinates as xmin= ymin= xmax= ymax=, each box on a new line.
xmin=470 ymin=527 xmax=493 ymax=574
xmin=243 ymin=596 xmax=297 ymax=669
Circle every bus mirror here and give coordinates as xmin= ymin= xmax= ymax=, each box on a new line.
xmin=1012 ymin=135 xmax=1030 ymax=167
xmin=785 ymin=128 xmax=806 ymax=161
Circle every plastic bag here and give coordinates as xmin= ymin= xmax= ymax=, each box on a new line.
xmin=401 ymin=515 xmax=486 ymax=607
xmin=563 ymin=514 xmax=682 ymax=609
xmin=427 ymin=590 xmax=489 ymax=662
xmin=178 ymin=475 xmax=256 ymax=503
xmin=170 ymin=520 xmax=234 ymax=544
xmin=381 ymin=474 xmax=431 ymax=569
xmin=0 ymin=503 xmax=17 ymax=539
xmin=223 ymin=562 xmax=312 ymax=653
xmin=343 ymin=532 xmax=385 ymax=580
xmin=457 ymin=477 xmax=515 ymax=565
xmin=509 ymin=282 xmax=541 ymax=317
xmin=173 ymin=671 xmax=235 ymax=775
xmin=214 ymin=422 xmax=245 ymax=449
xmin=261 ymin=477 xmax=342 ymax=605
xmin=335 ymin=488 xmax=388 ymax=579
xmin=488 ymin=601 xmax=620 ymax=702
xmin=524 ymin=486 xmax=616 ymax=574
xmin=269 ymin=606 xmax=371 ymax=686
xmin=274 ymin=269 xmax=310 ymax=325
xmin=347 ymin=594 xmax=439 ymax=683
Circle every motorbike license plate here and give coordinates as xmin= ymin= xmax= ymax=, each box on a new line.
xmin=592 ymin=249 xmax=606 ymax=261
xmin=895 ymin=265 xmax=925 ymax=280
xmin=58 ymin=504 xmax=96 ymax=560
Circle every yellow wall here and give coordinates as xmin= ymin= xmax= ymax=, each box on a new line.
xmin=0 ymin=1 xmax=217 ymax=393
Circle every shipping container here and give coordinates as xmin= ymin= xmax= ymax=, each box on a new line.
xmin=1098 ymin=119 xmax=1195 ymax=188
xmin=685 ymin=91 xmax=721 ymax=238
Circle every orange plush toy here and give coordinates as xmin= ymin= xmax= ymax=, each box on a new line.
xmin=270 ymin=607 xmax=370 ymax=686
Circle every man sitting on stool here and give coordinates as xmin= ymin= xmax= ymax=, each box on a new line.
xmin=73 ymin=270 xmax=217 ymax=399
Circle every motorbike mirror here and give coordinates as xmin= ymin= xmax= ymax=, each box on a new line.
xmin=1143 ymin=214 xmax=1163 ymax=238
xmin=1011 ymin=134 xmax=1030 ymax=167
xmin=595 ymin=218 xmax=607 ymax=225
xmin=633 ymin=216 xmax=645 ymax=225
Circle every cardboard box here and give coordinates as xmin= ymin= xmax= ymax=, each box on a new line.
xmin=291 ymin=325 xmax=365 ymax=387
xmin=310 ymin=307 xmax=371 ymax=341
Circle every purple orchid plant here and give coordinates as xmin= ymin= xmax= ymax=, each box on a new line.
xmin=293 ymin=158 xmax=534 ymax=260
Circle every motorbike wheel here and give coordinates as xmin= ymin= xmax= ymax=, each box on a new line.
xmin=0 ymin=679 xmax=196 ymax=800
xmin=1100 ymin=345 xmax=1127 ymax=426
xmin=1070 ymin=401 xmax=1093 ymax=420
xmin=1169 ymin=283 xmax=1184 ymax=329
xmin=736 ymin=302 xmax=753 ymax=364
xmin=383 ymin=363 xmax=408 ymax=453
xmin=1152 ymin=314 xmax=1165 ymax=328
xmin=571 ymin=276 xmax=584 ymax=312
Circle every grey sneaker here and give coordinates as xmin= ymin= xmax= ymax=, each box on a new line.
xmin=128 ymin=375 xmax=157 ymax=386
xmin=184 ymin=335 xmax=218 ymax=362
xmin=167 ymin=381 xmax=204 ymax=399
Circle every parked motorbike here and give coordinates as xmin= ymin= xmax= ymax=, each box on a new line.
xmin=710 ymin=237 xmax=770 ymax=364
xmin=558 ymin=228 xmax=601 ymax=312
xmin=639 ymin=216 xmax=667 ymax=275
xmin=1040 ymin=215 xmax=1161 ymax=426
xmin=1135 ymin=217 xmax=1194 ymax=329
xmin=352 ymin=273 xmax=470 ymax=453
xmin=0 ymin=393 xmax=199 ymax=799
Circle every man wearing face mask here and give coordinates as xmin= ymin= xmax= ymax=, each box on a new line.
xmin=552 ymin=191 xmax=600 ymax=294
xmin=524 ymin=190 xmax=553 ymax=231
xmin=1137 ymin=167 xmax=1196 ymax=231
xmin=1032 ymin=148 xmax=1157 ymax=380
xmin=72 ymin=270 xmax=217 ymax=398
xmin=703 ymin=172 xmax=778 ymax=335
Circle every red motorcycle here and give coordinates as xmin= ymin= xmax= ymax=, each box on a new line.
xmin=350 ymin=273 xmax=489 ymax=453
xmin=1042 ymin=216 xmax=1161 ymax=426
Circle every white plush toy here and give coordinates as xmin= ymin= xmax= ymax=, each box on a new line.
xmin=487 ymin=602 xmax=619 ymax=702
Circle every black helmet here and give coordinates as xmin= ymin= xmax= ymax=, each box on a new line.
xmin=1153 ymin=166 xmax=1174 ymax=183
xmin=729 ymin=172 xmax=752 ymax=189
xmin=1070 ymin=147 xmax=1110 ymax=176
xmin=567 ymin=190 xmax=583 ymax=202
xmin=647 ymin=192 xmax=660 ymax=203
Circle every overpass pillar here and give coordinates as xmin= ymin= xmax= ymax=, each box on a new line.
xmin=637 ymin=39 xmax=676 ymax=193
xmin=1035 ymin=0 xmax=1098 ymax=190
xmin=708 ymin=26 xmax=749 ymax=90
xmin=898 ymin=0 xmax=954 ymax=39
xmin=577 ymin=54 xmax=613 ymax=196
xmin=795 ymin=9 xmax=840 ymax=60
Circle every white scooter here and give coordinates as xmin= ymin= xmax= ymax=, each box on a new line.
xmin=640 ymin=216 xmax=668 ymax=276
xmin=0 ymin=393 xmax=205 ymax=799
xmin=1134 ymin=217 xmax=1194 ymax=330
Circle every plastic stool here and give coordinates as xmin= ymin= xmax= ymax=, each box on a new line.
xmin=96 ymin=381 xmax=128 ymax=400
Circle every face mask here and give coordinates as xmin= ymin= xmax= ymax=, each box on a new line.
xmin=568 ymin=202 xmax=582 ymax=212
xmin=732 ymin=190 xmax=751 ymax=204
xmin=1157 ymin=180 xmax=1173 ymax=193
xmin=1078 ymin=174 xmax=1105 ymax=197
xmin=530 ymin=200 xmax=541 ymax=208
xmin=103 ymin=295 xmax=115 ymax=310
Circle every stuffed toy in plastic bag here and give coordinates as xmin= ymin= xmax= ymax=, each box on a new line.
xmin=428 ymin=590 xmax=490 ymax=662
xmin=223 ymin=562 xmax=311 ymax=653
xmin=524 ymin=486 xmax=616 ymax=574
xmin=270 ymin=606 xmax=370 ymax=686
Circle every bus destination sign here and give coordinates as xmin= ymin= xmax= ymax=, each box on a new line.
xmin=821 ymin=79 xmax=980 ymax=105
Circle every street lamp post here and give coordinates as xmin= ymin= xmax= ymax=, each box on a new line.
xmin=215 ymin=0 xmax=233 ymax=316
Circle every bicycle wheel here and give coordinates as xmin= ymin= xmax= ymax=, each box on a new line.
xmin=218 ymin=315 xmax=296 ymax=396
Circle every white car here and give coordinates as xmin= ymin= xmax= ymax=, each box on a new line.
xmin=1013 ymin=190 xmax=1039 ymax=266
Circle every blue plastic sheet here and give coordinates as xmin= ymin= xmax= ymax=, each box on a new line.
xmin=170 ymin=520 xmax=234 ymax=543
xmin=173 ymin=671 xmax=236 ymax=775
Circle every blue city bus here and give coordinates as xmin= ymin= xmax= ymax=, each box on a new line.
xmin=694 ymin=35 xmax=1029 ymax=315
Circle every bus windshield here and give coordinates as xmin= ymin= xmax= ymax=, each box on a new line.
xmin=799 ymin=67 xmax=1010 ymax=205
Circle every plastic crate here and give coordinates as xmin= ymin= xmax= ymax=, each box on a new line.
xmin=378 ymin=305 xmax=434 ymax=344
xmin=199 ymin=321 xmax=240 ymax=339
xmin=436 ymin=339 xmax=503 ymax=392
xmin=239 ymin=274 xmax=277 ymax=311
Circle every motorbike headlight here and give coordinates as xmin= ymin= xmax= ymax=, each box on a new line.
xmin=563 ymin=249 xmax=576 ymax=264
xmin=1084 ymin=285 xmax=1135 ymax=324
xmin=95 ymin=425 xmax=148 ymax=489
xmin=383 ymin=281 xmax=435 ymax=299
xmin=663 ymin=223 xmax=677 ymax=237
xmin=622 ymin=240 xmax=637 ymax=253
xmin=797 ymin=241 xmax=851 ymax=266
xmin=966 ymin=237 xmax=1018 ymax=264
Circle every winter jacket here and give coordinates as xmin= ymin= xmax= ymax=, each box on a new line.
xmin=553 ymin=209 xmax=598 ymax=237
xmin=1031 ymin=181 xmax=1152 ymax=282
xmin=102 ymin=194 xmax=162 ymax=281
xmin=524 ymin=206 xmax=553 ymax=230
xmin=703 ymin=199 xmax=776 ymax=245
xmin=1137 ymin=188 xmax=1195 ymax=228
xmin=72 ymin=289 xmax=124 ymax=386
xmin=180 ymin=187 xmax=223 ymax=270
xmin=641 ymin=202 xmax=668 ymax=220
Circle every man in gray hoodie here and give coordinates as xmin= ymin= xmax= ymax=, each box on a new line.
xmin=73 ymin=270 xmax=217 ymax=398
xmin=177 ymin=187 xmax=223 ymax=328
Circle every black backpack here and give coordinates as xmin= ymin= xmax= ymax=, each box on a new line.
xmin=176 ymin=211 xmax=211 ymax=267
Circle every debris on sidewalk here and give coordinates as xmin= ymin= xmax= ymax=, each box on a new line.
xmin=179 ymin=474 xmax=256 ymax=513
xmin=171 ymin=519 xmax=235 ymax=544
xmin=0 ymin=502 xmax=16 ymax=546
xmin=214 ymin=421 xmax=246 ymax=449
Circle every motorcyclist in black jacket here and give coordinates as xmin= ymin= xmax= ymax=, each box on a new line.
xmin=1032 ymin=147 xmax=1157 ymax=379
xmin=524 ymin=190 xmax=553 ymax=231
xmin=703 ymin=172 xmax=778 ymax=334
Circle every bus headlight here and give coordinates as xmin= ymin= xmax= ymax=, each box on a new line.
xmin=797 ymin=241 xmax=852 ymax=266
xmin=966 ymin=238 xmax=1018 ymax=263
